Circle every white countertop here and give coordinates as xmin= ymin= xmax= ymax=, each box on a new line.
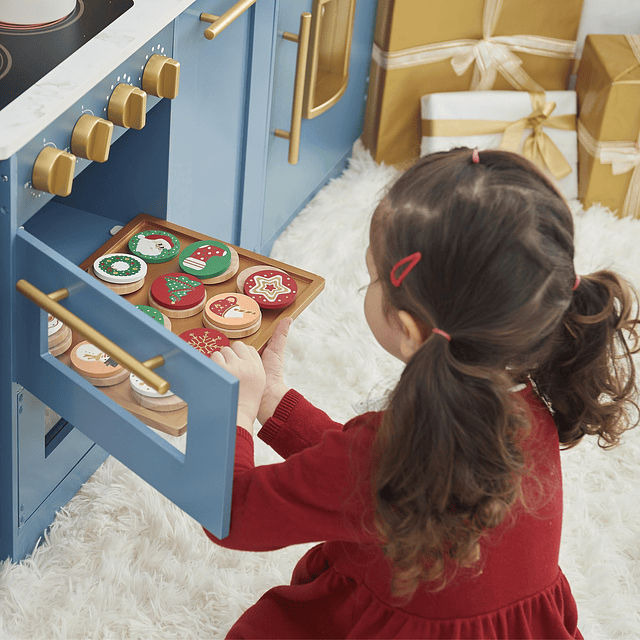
xmin=0 ymin=0 xmax=197 ymax=160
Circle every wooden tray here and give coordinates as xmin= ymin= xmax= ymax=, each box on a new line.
xmin=56 ymin=214 xmax=325 ymax=437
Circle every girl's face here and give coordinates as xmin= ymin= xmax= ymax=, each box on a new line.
xmin=364 ymin=247 xmax=406 ymax=361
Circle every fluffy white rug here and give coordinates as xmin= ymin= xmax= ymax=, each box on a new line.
xmin=1 ymin=141 xmax=639 ymax=639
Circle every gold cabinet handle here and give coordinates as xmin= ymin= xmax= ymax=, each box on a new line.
xmin=274 ymin=13 xmax=312 ymax=165
xmin=200 ymin=0 xmax=258 ymax=40
xmin=16 ymin=279 xmax=170 ymax=395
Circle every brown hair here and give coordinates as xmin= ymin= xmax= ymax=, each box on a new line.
xmin=369 ymin=148 xmax=640 ymax=597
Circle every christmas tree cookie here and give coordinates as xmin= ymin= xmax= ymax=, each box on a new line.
xmin=128 ymin=230 xmax=180 ymax=263
xmin=148 ymin=272 xmax=207 ymax=319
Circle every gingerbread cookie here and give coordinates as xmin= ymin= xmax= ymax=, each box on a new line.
xmin=244 ymin=268 xmax=298 ymax=309
xmin=179 ymin=240 xmax=231 ymax=279
xmin=128 ymin=230 xmax=180 ymax=263
xmin=148 ymin=272 xmax=206 ymax=318
xmin=203 ymin=293 xmax=261 ymax=338
xmin=93 ymin=253 xmax=147 ymax=284
xmin=179 ymin=327 xmax=230 ymax=356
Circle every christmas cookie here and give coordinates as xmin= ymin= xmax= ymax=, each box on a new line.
xmin=48 ymin=322 xmax=72 ymax=357
xmin=48 ymin=314 xmax=63 ymax=337
xmin=135 ymin=304 xmax=171 ymax=330
xmin=148 ymin=272 xmax=206 ymax=319
xmin=129 ymin=373 xmax=174 ymax=398
xmin=236 ymin=265 xmax=287 ymax=293
xmin=244 ymin=268 xmax=298 ymax=309
xmin=203 ymin=293 xmax=261 ymax=338
xmin=70 ymin=341 xmax=128 ymax=386
xmin=179 ymin=240 xmax=231 ymax=279
xmin=93 ymin=253 xmax=147 ymax=284
xmin=130 ymin=373 xmax=187 ymax=412
xmin=199 ymin=244 xmax=240 ymax=285
xmin=128 ymin=230 xmax=180 ymax=263
xmin=179 ymin=327 xmax=230 ymax=357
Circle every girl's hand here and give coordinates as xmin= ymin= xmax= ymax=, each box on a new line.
xmin=210 ymin=342 xmax=266 ymax=435
xmin=258 ymin=317 xmax=292 ymax=425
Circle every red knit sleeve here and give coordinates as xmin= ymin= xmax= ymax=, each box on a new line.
xmin=258 ymin=389 xmax=345 ymax=459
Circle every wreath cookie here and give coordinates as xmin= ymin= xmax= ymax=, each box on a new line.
xmin=93 ymin=253 xmax=147 ymax=284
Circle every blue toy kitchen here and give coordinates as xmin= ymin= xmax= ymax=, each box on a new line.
xmin=0 ymin=0 xmax=376 ymax=562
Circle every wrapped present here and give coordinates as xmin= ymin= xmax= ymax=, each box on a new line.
xmin=361 ymin=0 xmax=583 ymax=168
xmin=421 ymin=90 xmax=578 ymax=199
xmin=575 ymin=35 xmax=640 ymax=218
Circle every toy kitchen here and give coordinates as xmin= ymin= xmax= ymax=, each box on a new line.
xmin=0 ymin=0 xmax=376 ymax=561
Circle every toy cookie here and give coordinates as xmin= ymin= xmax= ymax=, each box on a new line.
xmin=179 ymin=327 xmax=230 ymax=356
xmin=203 ymin=293 xmax=261 ymax=338
xmin=128 ymin=230 xmax=180 ymax=263
xmin=70 ymin=340 xmax=129 ymax=387
xmin=179 ymin=240 xmax=238 ymax=284
xmin=48 ymin=314 xmax=72 ymax=357
xmin=148 ymin=272 xmax=206 ymax=319
xmin=93 ymin=253 xmax=147 ymax=295
xmin=135 ymin=304 xmax=172 ymax=330
xmin=243 ymin=267 xmax=298 ymax=309
xmin=129 ymin=373 xmax=186 ymax=412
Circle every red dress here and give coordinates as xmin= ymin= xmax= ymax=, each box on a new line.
xmin=204 ymin=385 xmax=583 ymax=639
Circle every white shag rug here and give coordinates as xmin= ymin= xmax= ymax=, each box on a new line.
xmin=1 ymin=141 xmax=639 ymax=639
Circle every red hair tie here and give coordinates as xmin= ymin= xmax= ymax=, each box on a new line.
xmin=390 ymin=252 xmax=422 ymax=287
xmin=472 ymin=148 xmax=480 ymax=163
xmin=572 ymin=275 xmax=581 ymax=291
xmin=432 ymin=328 xmax=451 ymax=342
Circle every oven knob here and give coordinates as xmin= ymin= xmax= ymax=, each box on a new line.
xmin=32 ymin=147 xmax=76 ymax=197
xmin=108 ymin=84 xmax=147 ymax=130
xmin=71 ymin=114 xmax=114 ymax=163
xmin=142 ymin=54 xmax=180 ymax=99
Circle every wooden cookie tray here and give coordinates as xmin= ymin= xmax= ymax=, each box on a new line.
xmin=56 ymin=213 xmax=325 ymax=437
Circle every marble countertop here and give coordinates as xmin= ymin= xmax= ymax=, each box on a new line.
xmin=0 ymin=0 xmax=198 ymax=160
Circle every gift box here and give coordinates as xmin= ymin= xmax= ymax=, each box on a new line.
xmin=575 ymin=34 xmax=640 ymax=218
xmin=421 ymin=90 xmax=578 ymax=200
xmin=361 ymin=0 xmax=583 ymax=168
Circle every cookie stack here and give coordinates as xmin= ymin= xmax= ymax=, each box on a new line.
xmin=203 ymin=293 xmax=262 ymax=338
xmin=129 ymin=372 xmax=186 ymax=412
xmin=48 ymin=314 xmax=72 ymax=357
xmin=93 ymin=253 xmax=147 ymax=295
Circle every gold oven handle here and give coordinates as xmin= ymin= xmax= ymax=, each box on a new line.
xmin=16 ymin=279 xmax=170 ymax=395
xmin=274 ymin=12 xmax=312 ymax=165
xmin=200 ymin=0 xmax=258 ymax=40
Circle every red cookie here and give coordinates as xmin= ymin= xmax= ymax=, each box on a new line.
xmin=150 ymin=273 xmax=205 ymax=310
xmin=204 ymin=293 xmax=261 ymax=330
xmin=244 ymin=268 xmax=298 ymax=309
xmin=179 ymin=327 xmax=230 ymax=356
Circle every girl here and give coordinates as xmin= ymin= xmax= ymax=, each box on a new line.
xmin=207 ymin=148 xmax=640 ymax=639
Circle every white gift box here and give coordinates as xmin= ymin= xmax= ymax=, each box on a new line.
xmin=420 ymin=91 xmax=578 ymax=200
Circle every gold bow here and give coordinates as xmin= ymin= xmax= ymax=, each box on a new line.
xmin=423 ymin=93 xmax=575 ymax=179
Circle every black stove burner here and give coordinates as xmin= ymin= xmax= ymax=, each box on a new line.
xmin=0 ymin=0 xmax=134 ymax=111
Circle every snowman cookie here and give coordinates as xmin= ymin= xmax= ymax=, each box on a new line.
xmin=70 ymin=341 xmax=129 ymax=386
xmin=47 ymin=314 xmax=72 ymax=356
xmin=203 ymin=293 xmax=262 ymax=338
xmin=128 ymin=230 xmax=180 ymax=263
xmin=148 ymin=272 xmax=207 ymax=319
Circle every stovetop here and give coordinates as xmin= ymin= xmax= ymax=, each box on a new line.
xmin=0 ymin=0 xmax=134 ymax=111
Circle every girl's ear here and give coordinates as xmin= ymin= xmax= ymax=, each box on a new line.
xmin=397 ymin=310 xmax=425 ymax=361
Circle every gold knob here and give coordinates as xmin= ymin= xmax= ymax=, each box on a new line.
xmin=32 ymin=147 xmax=76 ymax=197
xmin=142 ymin=54 xmax=180 ymax=99
xmin=71 ymin=114 xmax=114 ymax=162
xmin=108 ymin=84 xmax=147 ymax=129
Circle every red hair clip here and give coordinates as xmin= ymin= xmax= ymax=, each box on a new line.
xmin=390 ymin=252 xmax=422 ymax=287
xmin=472 ymin=148 xmax=480 ymax=163
xmin=572 ymin=275 xmax=581 ymax=291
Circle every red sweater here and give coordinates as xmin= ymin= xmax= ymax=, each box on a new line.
xmin=204 ymin=386 xmax=582 ymax=639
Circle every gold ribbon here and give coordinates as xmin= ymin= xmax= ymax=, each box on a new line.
xmin=422 ymin=93 xmax=575 ymax=179
xmin=578 ymin=120 xmax=640 ymax=217
xmin=371 ymin=0 xmax=576 ymax=92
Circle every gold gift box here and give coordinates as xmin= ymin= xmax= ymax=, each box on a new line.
xmin=575 ymin=35 xmax=640 ymax=218
xmin=361 ymin=0 xmax=583 ymax=167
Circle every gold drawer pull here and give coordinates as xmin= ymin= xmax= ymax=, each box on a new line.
xmin=16 ymin=279 xmax=170 ymax=395
xmin=274 ymin=12 xmax=312 ymax=165
xmin=200 ymin=0 xmax=258 ymax=40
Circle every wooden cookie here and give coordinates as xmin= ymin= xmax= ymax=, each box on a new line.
xmin=149 ymin=272 xmax=206 ymax=318
xmin=70 ymin=341 xmax=124 ymax=379
xmin=93 ymin=253 xmax=147 ymax=284
xmin=200 ymin=245 xmax=240 ymax=285
xmin=86 ymin=366 xmax=130 ymax=387
xmin=48 ymin=314 xmax=64 ymax=337
xmin=179 ymin=327 xmax=230 ymax=356
xmin=236 ymin=265 xmax=288 ymax=293
xmin=129 ymin=372 xmax=175 ymax=398
xmin=179 ymin=240 xmax=232 ymax=279
xmin=202 ymin=312 xmax=261 ymax=338
xmin=203 ymin=293 xmax=261 ymax=331
xmin=135 ymin=304 xmax=172 ymax=329
xmin=48 ymin=322 xmax=71 ymax=348
xmin=244 ymin=268 xmax=298 ymax=309
xmin=92 ymin=270 xmax=145 ymax=295
xmin=128 ymin=230 xmax=180 ymax=263
xmin=49 ymin=325 xmax=72 ymax=357
xmin=132 ymin=390 xmax=187 ymax=412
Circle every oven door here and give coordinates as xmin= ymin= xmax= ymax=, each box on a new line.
xmin=14 ymin=229 xmax=238 ymax=538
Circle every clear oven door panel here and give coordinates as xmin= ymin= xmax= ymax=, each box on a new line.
xmin=14 ymin=229 xmax=239 ymax=538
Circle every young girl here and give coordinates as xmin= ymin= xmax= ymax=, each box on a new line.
xmin=206 ymin=148 xmax=640 ymax=639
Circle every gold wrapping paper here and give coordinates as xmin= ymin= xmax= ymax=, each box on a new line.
xmin=575 ymin=35 xmax=640 ymax=218
xmin=361 ymin=0 xmax=583 ymax=167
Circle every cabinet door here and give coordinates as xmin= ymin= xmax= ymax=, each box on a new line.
xmin=14 ymin=230 xmax=239 ymax=539
xmin=241 ymin=0 xmax=377 ymax=254
xmin=168 ymin=0 xmax=277 ymax=245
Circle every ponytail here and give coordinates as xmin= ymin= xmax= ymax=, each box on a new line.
xmin=371 ymin=334 xmax=530 ymax=597
xmin=532 ymin=270 xmax=640 ymax=449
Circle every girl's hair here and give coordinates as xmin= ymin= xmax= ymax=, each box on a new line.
xmin=369 ymin=148 xmax=640 ymax=598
